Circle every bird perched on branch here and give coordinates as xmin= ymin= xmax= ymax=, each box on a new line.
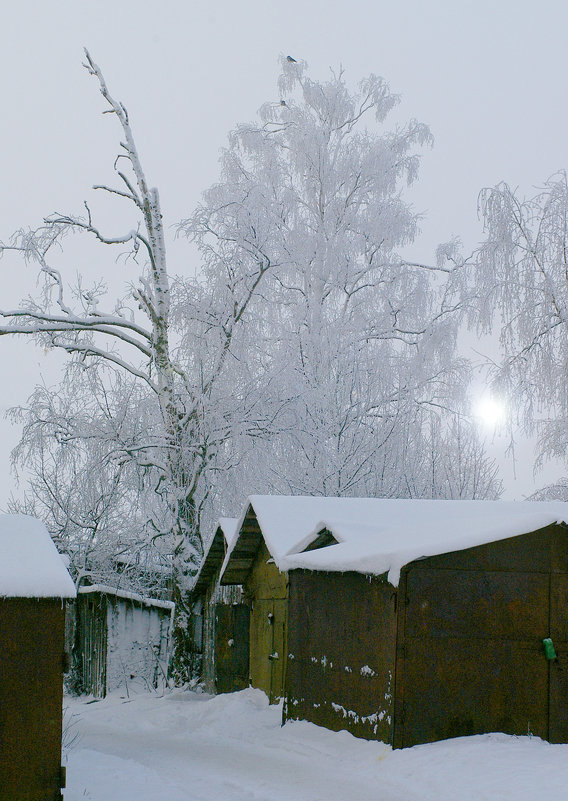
xmin=286 ymin=55 xmax=297 ymax=62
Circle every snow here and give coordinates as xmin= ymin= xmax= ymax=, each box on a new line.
xmin=78 ymin=584 xmax=175 ymax=611
xmin=217 ymin=516 xmax=240 ymax=547
xmin=223 ymin=496 xmax=568 ymax=586
xmin=192 ymin=516 xmax=240 ymax=593
xmin=64 ymin=687 xmax=568 ymax=801
xmin=0 ymin=514 xmax=75 ymax=598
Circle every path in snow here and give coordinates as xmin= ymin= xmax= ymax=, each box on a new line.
xmin=64 ymin=688 xmax=568 ymax=801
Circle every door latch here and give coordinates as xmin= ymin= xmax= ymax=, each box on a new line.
xmin=543 ymin=637 xmax=558 ymax=661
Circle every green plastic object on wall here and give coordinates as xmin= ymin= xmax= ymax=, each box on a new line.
xmin=543 ymin=637 xmax=557 ymax=661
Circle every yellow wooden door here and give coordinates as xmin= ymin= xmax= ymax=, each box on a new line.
xmin=270 ymin=598 xmax=288 ymax=703
xmin=250 ymin=598 xmax=273 ymax=698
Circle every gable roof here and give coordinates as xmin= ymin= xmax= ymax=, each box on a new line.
xmin=220 ymin=504 xmax=267 ymax=585
xmin=0 ymin=514 xmax=76 ymax=599
xmin=220 ymin=496 xmax=568 ymax=587
xmin=192 ymin=517 xmax=239 ymax=595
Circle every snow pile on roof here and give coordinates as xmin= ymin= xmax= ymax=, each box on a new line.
xmin=217 ymin=517 xmax=240 ymax=548
xmin=235 ymin=496 xmax=568 ymax=586
xmin=193 ymin=516 xmax=241 ymax=593
xmin=0 ymin=514 xmax=76 ymax=598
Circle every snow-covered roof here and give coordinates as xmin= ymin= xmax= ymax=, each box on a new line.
xmin=78 ymin=584 xmax=174 ymax=610
xmin=221 ymin=496 xmax=568 ymax=587
xmin=218 ymin=517 xmax=240 ymax=545
xmin=0 ymin=514 xmax=76 ymax=598
xmin=192 ymin=517 xmax=240 ymax=594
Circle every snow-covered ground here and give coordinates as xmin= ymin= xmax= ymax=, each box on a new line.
xmin=64 ymin=688 xmax=568 ymax=801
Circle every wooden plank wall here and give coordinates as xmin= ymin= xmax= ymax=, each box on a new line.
xmin=76 ymin=593 xmax=107 ymax=697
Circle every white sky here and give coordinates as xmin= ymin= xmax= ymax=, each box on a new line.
xmin=1 ymin=0 xmax=567 ymax=506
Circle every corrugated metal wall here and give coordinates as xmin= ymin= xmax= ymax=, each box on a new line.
xmin=105 ymin=596 xmax=172 ymax=693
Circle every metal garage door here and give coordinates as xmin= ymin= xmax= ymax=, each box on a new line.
xmin=395 ymin=566 xmax=563 ymax=747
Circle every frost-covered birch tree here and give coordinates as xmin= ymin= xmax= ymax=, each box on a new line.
xmin=186 ymin=56 xmax=496 ymax=501
xmin=0 ymin=52 xmax=276 ymax=678
xmin=475 ymin=173 xmax=568 ymax=480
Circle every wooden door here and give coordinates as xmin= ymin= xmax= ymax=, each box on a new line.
xmin=215 ymin=604 xmax=250 ymax=694
xmin=270 ymin=598 xmax=288 ymax=703
xmin=250 ymin=598 xmax=274 ymax=698
xmin=77 ymin=594 xmax=107 ymax=697
xmin=249 ymin=598 xmax=287 ymax=703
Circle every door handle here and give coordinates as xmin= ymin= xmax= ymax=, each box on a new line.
xmin=543 ymin=637 xmax=558 ymax=661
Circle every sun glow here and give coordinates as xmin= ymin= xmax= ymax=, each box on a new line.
xmin=474 ymin=396 xmax=507 ymax=428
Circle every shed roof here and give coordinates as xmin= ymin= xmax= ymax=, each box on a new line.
xmin=192 ymin=517 xmax=239 ymax=595
xmin=221 ymin=496 xmax=568 ymax=587
xmin=0 ymin=514 xmax=76 ymax=598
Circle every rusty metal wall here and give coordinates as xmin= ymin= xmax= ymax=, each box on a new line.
xmin=394 ymin=524 xmax=568 ymax=748
xmin=284 ymin=570 xmax=397 ymax=743
xmin=549 ymin=572 xmax=568 ymax=742
xmin=284 ymin=525 xmax=568 ymax=750
xmin=0 ymin=598 xmax=65 ymax=801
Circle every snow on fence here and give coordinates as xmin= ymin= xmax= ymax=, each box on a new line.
xmin=73 ymin=585 xmax=174 ymax=697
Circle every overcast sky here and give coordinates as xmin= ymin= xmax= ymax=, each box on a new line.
xmin=1 ymin=0 xmax=567 ymax=505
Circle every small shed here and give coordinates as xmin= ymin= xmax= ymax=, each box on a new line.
xmin=0 ymin=514 xmax=76 ymax=801
xmin=221 ymin=499 xmax=314 ymax=703
xmin=73 ymin=584 xmax=174 ymax=697
xmin=191 ymin=518 xmax=247 ymax=693
xmin=266 ymin=496 xmax=568 ymax=748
